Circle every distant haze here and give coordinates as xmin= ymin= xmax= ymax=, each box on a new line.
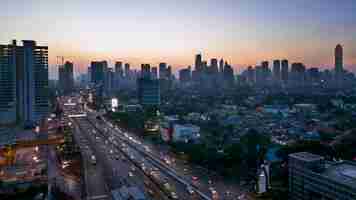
xmin=1 ymin=0 xmax=356 ymax=77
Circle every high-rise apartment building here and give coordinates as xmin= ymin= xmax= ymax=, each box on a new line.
xmin=115 ymin=61 xmax=123 ymax=77
xmin=0 ymin=40 xmax=17 ymax=124
xmin=90 ymin=61 xmax=107 ymax=84
xmin=58 ymin=61 xmax=74 ymax=94
xmin=281 ymin=59 xmax=289 ymax=82
xmin=141 ymin=64 xmax=151 ymax=79
xmin=124 ymin=63 xmax=130 ymax=77
xmin=195 ymin=54 xmax=202 ymax=72
xmin=179 ymin=67 xmax=191 ymax=83
xmin=273 ymin=60 xmax=281 ymax=81
xmin=159 ymin=62 xmax=167 ymax=79
xmin=335 ymin=44 xmax=343 ymax=74
xmin=210 ymin=58 xmax=219 ymax=73
xmin=219 ymin=59 xmax=224 ymax=73
xmin=151 ymin=67 xmax=158 ymax=79
xmin=334 ymin=44 xmax=343 ymax=87
xmin=0 ymin=40 xmax=48 ymax=125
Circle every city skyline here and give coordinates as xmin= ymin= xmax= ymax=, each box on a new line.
xmin=1 ymin=0 xmax=356 ymax=76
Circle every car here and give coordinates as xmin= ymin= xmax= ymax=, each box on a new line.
xmin=187 ymin=186 xmax=195 ymax=195
xmin=171 ymin=192 xmax=179 ymax=199
xmin=90 ymin=155 xmax=97 ymax=165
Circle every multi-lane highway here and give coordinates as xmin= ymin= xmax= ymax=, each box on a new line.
xmin=72 ymin=121 xmax=109 ymax=200
xmin=62 ymin=95 xmax=248 ymax=200
xmin=74 ymin=117 xmax=171 ymax=200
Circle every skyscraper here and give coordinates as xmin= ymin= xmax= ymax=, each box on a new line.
xmin=335 ymin=44 xmax=343 ymax=74
xmin=0 ymin=40 xmax=49 ymax=125
xmin=223 ymin=62 xmax=234 ymax=87
xmin=291 ymin=62 xmax=306 ymax=86
xmin=210 ymin=58 xmax=219 ymax=73
xmin=261 ymin=61 xmax=270 ymax=83
xmin=246 ymin=66 xmax=255 ymax=84
xmin=167 ymin=65 xmax=172 ymax=79
xmin=115 ymin=61 xmax=123 ymax=77
xmin=334 ymin=44 xmax=343 ymax=87
xmin=195 ymin=54 xmax=202 ymax=71
xmin=137 ymin=78 xmax=160 ymax=106
xmin=124 ymin=63 xmax=130 ymax=77
xmin=281 ymin=59 xmax=289 ymax=82
xmin=159 ymin=62 xmax=167 ymax=79
xmin=179 ymin=67 xmax=191 ymax=83
xmin=59 ymin=61 xmax=74 ymax=94
xmin=273 ymin=60 xmax=281 ymax=81
xmin=151 ymin=67 xmax=158 ymax=79
xmin=141 ymin=64 xmax=151 ymax=79
xmin=219 ymin=58 xmax=224 ymax=73
xmin=90 ymin=61 xmax=107 ymax=84
xmin=0 ymin=40 xmax=17 ymax=125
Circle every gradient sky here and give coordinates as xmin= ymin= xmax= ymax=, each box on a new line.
xmin=1 ymin=0 xmax=356 ymax=77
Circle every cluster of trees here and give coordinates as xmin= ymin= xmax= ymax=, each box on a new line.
xmin=171 ymin=130 xmax=270 ymax=180
xmin=109 ymin=107 xmax=159 ymax=132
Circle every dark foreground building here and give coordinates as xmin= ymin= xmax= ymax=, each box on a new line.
xmin=289 ymin=152 xmax=356 ymax=200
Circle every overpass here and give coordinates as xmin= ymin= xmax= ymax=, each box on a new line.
xmin=0 ymin=136 xmax=64 ymax=166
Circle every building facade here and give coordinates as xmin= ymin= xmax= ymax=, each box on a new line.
xmin=0 ymin=40 xmax=49 ymax=125
xmin=58 ymin=61 xmax=74 ymax=94
xmin=137 ymin=78 xmax=160 ymax=106
xmin=289 ymin=152 xmax=356 ymax=200
xmin=0 ymin=40 xmax=17 ymax=125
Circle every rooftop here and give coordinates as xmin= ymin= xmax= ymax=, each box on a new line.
xmin=289 ymin=152 xmax=324 ymax=162
xmin=322 ymin=162 xmax=356 ymax=189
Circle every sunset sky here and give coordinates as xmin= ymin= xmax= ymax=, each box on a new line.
xmin=1 ymin=0 xmax=356 ymax=77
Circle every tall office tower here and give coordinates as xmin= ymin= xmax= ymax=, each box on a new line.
xmin=115 ymin=61 xmax=123 ymax=77
xmin=179 ymin=67 xmax=191 ymax=83
xmin=0 ymin=40 xmax=17 ymax=124
xmin=18 ymin=40 xmax=48 ymax=124
xmin=247 ymin=66 xmax=255 ymax=84
xmin=255 ymin=66 xmax=263 ymax=85
xmin=195 ymin=54 xmax=202 ymax=71
xmin=223 ymin=62 xmax=234 ymax=87
xmin=104 ymin=68 xmax=114 ymax=94
xmin=124 ymin=63 xmax=130 ymax=77
xmin=335 ymin=44 xmax=343 ymax=74
xmin=288 ymin=152 xmax=356 ymax=200
xmin=291 ymin=63 xmax=306 ymax=86
xmin=0 ymin=40 xmax=49 ymax=125
xmin=202 ymin=61 xmax=208 ymax=71
xmin=137 ymin=78 xmax=160 ymax=106
xmin=58 ymin=61 xmax=74 ymax=94
xmin=273 ymin=60 xmax=281 ymax=81
xmin=167 ymin=66 xmax=172 ymax=79
xmin=151 ymin=67 xmax=158 ymax=79
xmin=261 ymin=61 xmax=270 ymax=83
xmin=87 ymin=66 xmax=91 ymax=82
xmin=219 ymin=58 xmax=224 ymax=73
xmin=90 ymin=61 xmax=107 ymax=84
xmin=141 ymin=64 xmax=151 ymax=79
xmin=159 ymin=62 xmax=167 ymax=79
xmin=335 ymin=44 xmax=343 ymax=87
xmin=210 ymin=58 xmax=219 ymax=73
xmin=281 ymin=59 xmax=289 ymax=82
